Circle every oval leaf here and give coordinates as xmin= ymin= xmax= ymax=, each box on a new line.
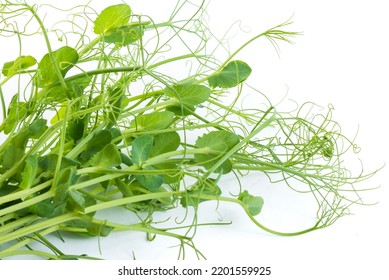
xmin=53 ymin=167 xmax=78 ymax=206
xmin=134 ymin=169 xmax=164 ymax=191
xmin=238 ymin=190 xmax=264 ymax=216
xmin=1 ymin=131 xmax=29 ymax=170
xmin=45 ymin=75 xmax=91 ymax=102
xmin=150 ymin=131 xmax=181 ymax=157
xmin=2 ymin=55 xmax=37 ymax=77
xmin=164 ymin=84 xmax=211 ymax=106
xmin=80 ymin=130 xmax=112 ymax=162
xmin=208 ymin=60 xmax=252 ymax=88
xmin=131 ymin=135 xmax=154 ymax=165
xmin=20 ymin=155 xmax=38 ymax=190
xmin=93 ymin=4 xmax=132 ymax=35
xmin=50 ymin=102 xmax=68 ymax=125
xmin=194 ymin=131 xmax=239 ymax=174
xmin=91 ymin=143 xmax=121 ymax=168
xmin=67 ymin=191 xmax=86 ymax=212
xmin=37 ymin=46 xmax=79 ymax=87
xmin=28 ymin=119 xmax=48 ymax=139
xmin=1 ymin=95 xmax=28 ymax=134
xmin=86 ymin=222 xmax=113 ymax=237
xmin=195 ymin=130 xmax=240 ymax=152
xmin=131 ymin=111 xmax=174 ymax=131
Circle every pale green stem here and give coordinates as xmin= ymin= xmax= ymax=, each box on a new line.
xmin=0 ymin=191 xmax=53 ymax=217
xmin=0 ymin=212 xmax=74 ymax=245
xmin=0 ymin=215 xmax=38 ymax=235
xmin=28 ymin=5 xmax=70 ymax=96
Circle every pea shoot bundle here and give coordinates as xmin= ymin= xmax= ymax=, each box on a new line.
xmin=0 ymin=1 xmax=377 ymax=259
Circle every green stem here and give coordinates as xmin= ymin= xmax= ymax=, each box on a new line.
xmin=192 ymin=193 xmax=321 ymax=236
xmin=28 ymin=5 xmax=70 ymax=96
xmin=0 ymin=77 xmax=10 ymax=119
xmin=51 ymin=100 xmax=71 ymax=193
xmin=0 ymin=215 xmax=38 ymax=235
xmin=45 ymin=66 xmax=142 ymax=90
xmin=0 ymin=212 xmax=75 ymax=245
xmin=0 ymin=225 xmax=62 ymax=258
xmin=78 ymin=36 xmax=102 ymax=58
xmin=143 ymin=147 xmax=210 ymax=166
xmin=119 ymin=122 xmax=216 ymax=139
xmin=0 ymin=250 xmax=60 ymax=260
xmin=148 ymin=54 xmax=207 ymax=70
xmin=120 ymin=99 xmax=178 ymax=118
xmin=0 ymin=75 xmax=12 ymax=88
xmin=81 ymin=216 xmax=191 ymax=241
xmin=0 ymin=191 xmax=53 ymax=217
xmin=84 ymin=191 xmax=181 ymax=214
xmin=65 ymin=121 xmax=107 ymax=159
xmin=232 ymin=157 xmax=329 ymax=183
xmin=0 ymin=180 xmax=52 ymax=206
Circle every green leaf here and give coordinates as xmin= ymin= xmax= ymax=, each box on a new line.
xmin=38 ymin=154 xmax=80 ymax=178
xmin=164 ymin=84 xmax=211 ymax=106
xmin=67 ymin=117 xmax=85 ymax=142
xmin=120 ymin=152 xmax=133 ymax=166
xmin=238 ymin=190 xmax=264 ymax=216
xmin=2 ymin=55 xmax=37 ymax=77
xmin=166 ymin=104 xmax=194 ymax=116
xmin=194 ymin=130 xmax=240 ymax=174
xmin=322 ymin=137 xmax=334 ymax=159
xmin=153 ymin=162 xmax=182 ymax=184
xmin=28 ymin=199 xmax=57 ymax=218
xmin=91 ymin=143 xmax=121 ymax=168
xmin=134 ymin=166 xmax=163 ymax=191
xmin=106 ymin=87 xmax=125 ymax=127
xmin=1 ymin=95 xmax=28 ymax=134
xmin=86 ymin=222 xmax=113 ymax=237
xmin=115 ymin=178 xmax=133 ymax=197
xmin=67 ymin=191 xmax=86 ymax=212
xmin=208 ymin=60 xmax=252 ymax=88
xmin=93 ymin=4 xmax=132 ymax=35
xmin=80 ymin=130 xmax=112 ymax=162
xmin=128 ymin=134 xmax=166 ymax=190
xmin=20 ymin=155 xmax=38 ymax=190
xmin=131 ymin=135 xmax=154 ymax=165
xmin=131 ymin=111 xmax=175 ymax=131
xmin=37 ymin=46 xmax=79 ymax=87
xmin=181 ymin=179 xmax=221 ymax=208
xmin=28 ymin=119 xmax=47 ymax=139
xmin=45 ymin=75 xmax=91 ymax=102
xmin=53 ymin=167 xmax=78 ymax=206
xmin=150 ymin=131 xmax=181 ymax=157
xmin=109 ymin=127 xmax=122 ymax=144
xmin=103 ymin=25 xmax=143 ymax=46
xmin=50 ymin=102 xmax=68 ymax=125
xmin=1 ymin=131 xmax=29 ymax=170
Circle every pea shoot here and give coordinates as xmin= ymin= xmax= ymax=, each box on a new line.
xmin=0 ymin=0 xmax=378 ymax=259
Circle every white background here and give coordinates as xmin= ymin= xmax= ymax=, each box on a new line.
xmin=1 ymin=0 xmax=388 ymax=279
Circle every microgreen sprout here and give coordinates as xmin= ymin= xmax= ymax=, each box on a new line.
xmin=0 ymin=0 xmax=379 ymax=259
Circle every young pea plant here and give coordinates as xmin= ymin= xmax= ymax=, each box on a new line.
xmin=0 ymin=0 xmax=378 ymax=259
